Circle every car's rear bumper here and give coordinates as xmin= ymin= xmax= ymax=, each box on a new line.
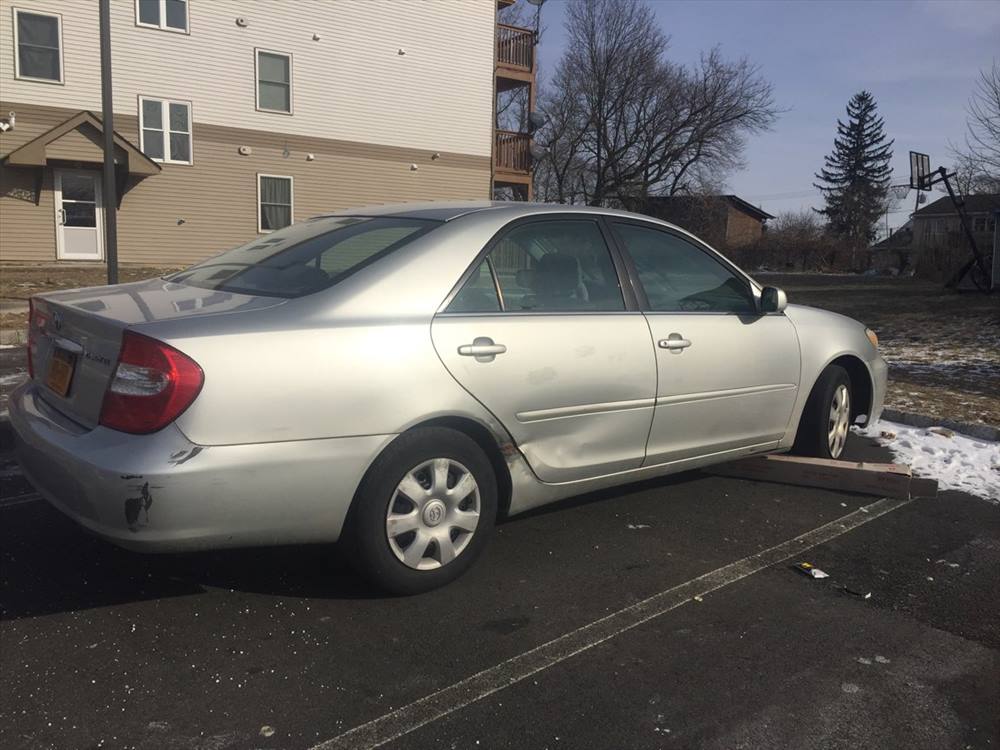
xmin=9 ymin=382 xmax=392 ymax=552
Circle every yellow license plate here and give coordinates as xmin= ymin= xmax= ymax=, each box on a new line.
xmin=46 ymin=348 xmax=77 ymax=397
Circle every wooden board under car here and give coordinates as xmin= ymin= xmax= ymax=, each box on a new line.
xmin=705 ymin=454 xmax=938 ymax=500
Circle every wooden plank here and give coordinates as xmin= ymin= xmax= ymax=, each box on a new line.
xmin=705 ymin=454 xmax=924 ymax=499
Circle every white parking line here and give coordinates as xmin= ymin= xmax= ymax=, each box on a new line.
xmin=311 ymin=496 xmax=911 ymax=750
xmin=0 ymin=492 xmax=41 ymax=508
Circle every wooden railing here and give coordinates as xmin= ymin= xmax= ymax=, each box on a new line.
xmin=497 ymin=24 xmax=534 ymax=71
xmin=495 ymin=130 xmax=531 ymax=174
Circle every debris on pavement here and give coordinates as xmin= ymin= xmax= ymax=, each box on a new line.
xmin=842 ymin=586 xmax=872 ymax=600
xmin=626 ymin=523 xmax=651 ymax=530
xmin=794 ymin=562 xmax=829 ymax=579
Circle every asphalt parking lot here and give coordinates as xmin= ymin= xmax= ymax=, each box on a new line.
xmin=1 ymin=436 xmax=998 ymax=750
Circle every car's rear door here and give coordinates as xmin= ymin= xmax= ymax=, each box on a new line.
xmin=607 ymin=220 xmax=801 ymax=465
xmin=431 ymin=216 xmax=656 ymax=483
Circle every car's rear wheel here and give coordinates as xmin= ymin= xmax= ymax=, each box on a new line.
xmin=793 ymin=365 xmax=853 ymax=460
xmin=345 ymin=427 xmax=497 ymax=594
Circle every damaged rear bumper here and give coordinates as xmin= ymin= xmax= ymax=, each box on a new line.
xmin=9 ymin=382 xmax=392 ymax=552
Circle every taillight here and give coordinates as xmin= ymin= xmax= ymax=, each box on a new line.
xmin=99 ymin=331 xmax=204 ymax=434
xmin=27 ymin=298 xmax=49 ymax=379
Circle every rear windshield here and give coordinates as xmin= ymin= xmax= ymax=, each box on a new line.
xmin=167 ymin=217 xmax=441 ymax=298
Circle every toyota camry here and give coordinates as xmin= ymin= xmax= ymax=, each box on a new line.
xmin=10 ymin=202 xmax=887 ymax=593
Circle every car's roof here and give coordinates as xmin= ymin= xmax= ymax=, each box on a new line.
xmin=313 ymin=201 xmax=647 ymax=223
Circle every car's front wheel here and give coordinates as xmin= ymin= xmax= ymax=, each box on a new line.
xmin=793 ymin=365 xmax=853 ymax=460
xmin=345 ymin=427 xmax=497 ymax=594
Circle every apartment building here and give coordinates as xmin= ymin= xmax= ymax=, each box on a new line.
xmin=0 ymin=0 xmax=504 ymax=267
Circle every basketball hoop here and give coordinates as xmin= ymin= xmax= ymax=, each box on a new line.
xmin=891 ymin=185 xmax=910 ymax=200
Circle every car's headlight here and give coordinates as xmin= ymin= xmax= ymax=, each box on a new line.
xmin=865 ymin=327 xmax=879 ymax=349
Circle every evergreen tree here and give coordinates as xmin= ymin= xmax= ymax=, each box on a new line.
xmin=814 ymin=91 xmax=894 ymax=245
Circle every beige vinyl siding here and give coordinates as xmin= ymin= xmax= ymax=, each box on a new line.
xmin=0 ymin=163 xmax=56 ymax=260
xmin=0 ymin=0 xmax=493 ymax=156
xmin=1 ymin=101 xmax=490 ymax=265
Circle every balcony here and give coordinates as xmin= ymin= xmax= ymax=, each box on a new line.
xmin=494 ymin=130 xmax=531 ymax=180
xmin=496 ymin=23 xmax=534 ymax=90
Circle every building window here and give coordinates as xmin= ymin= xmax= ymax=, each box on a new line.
xmin=258 ymin=175 xmax=293 ymax=232
xmin=973 ymin=216 xmax=986 ymax=232
xmin=136 ymin=0 xmax=188 ymax=32
xmin=139 ymin=97 xmax=192 ymax=164
xmin=256 ymin=49 xmax=292 ymax=114
xmin=13 ymin=8 xmax=63 ymax=83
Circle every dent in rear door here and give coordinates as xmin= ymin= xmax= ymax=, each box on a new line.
xmin=432 ymin=314 xmax=656 ymax=483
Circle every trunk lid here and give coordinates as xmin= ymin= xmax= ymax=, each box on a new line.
xmin=31 ymin=278 xmax=284 ymax=428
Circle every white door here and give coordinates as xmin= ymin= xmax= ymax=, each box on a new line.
xmin=54 ymin=170 xmax=104 ymax=260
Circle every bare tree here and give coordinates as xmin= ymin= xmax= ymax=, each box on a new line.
xmin=533 ymin=0 xmax=777 ymax=207
xmin=951 ymin=61 xmax=1000 ymax=191
xmin=948 ymin=151 xmax=1000 ymax=195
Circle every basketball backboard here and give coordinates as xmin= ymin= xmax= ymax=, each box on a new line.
xmin=910 ymin=151 xmax=932 ymax=190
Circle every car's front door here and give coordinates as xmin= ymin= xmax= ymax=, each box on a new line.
xmin=432 ymin=217 xmax=656 ymax=483
xmin=608 ymin=220 xmax=801 ymax=465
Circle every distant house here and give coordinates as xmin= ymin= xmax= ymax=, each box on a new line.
xmin=911 ymin=194 xmax=999 ymax=254
xmin=641 ymin=195 xmax=774 ymax=249
xmin=869 ymin=219 xmax=913 ymax=274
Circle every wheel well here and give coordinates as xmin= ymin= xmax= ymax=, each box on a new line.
xmin=410 ymin=416 xmax=514 ymax=519
xmin=829 ymin=355 xmax=873 ymax=423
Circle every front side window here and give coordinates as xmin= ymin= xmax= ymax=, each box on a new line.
xmin=612 ymin=222 xmax=756 ymax=314
xmin=447 ymin=220 xmax=625 ymax=313
xmin=136 ymin=0 xmax=188 ymax=32
xmin=256 ymin=49 xmax=292 ymax=113
xmin=168 ymin=217 xmax=440 ymax=298
xmin=258 ymin=175 xmax=293 ymax=232
xmin=14 ymin=9 xmax=62 ymax=83
xmin=139 ymin=97 xmax=192 ymax=164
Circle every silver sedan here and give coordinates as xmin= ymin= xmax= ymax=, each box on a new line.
xmin=11 ymin=202 xmax=887 ymax=593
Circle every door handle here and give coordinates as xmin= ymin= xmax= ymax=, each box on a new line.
xmin=658 ymin=335 xmax=691 ymax=351
xmin=58 ymin=208 xmax=66 ymax=225
xmin=458 ymin=337 xmax=507 ymax=362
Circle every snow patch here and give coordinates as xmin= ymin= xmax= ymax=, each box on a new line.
xmin=858 ymin=420 xmax=1000 ymax=502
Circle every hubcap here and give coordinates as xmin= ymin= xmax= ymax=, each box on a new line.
xmin=828 ymin=384 xmax=851 ymax=458
xmin=385 ymin=458 xmax=480 ymax=571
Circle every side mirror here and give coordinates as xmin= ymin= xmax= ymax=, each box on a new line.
xmin=760 ymin=286 xmax=787 ymax=313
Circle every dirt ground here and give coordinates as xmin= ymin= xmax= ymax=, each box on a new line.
xmin=760 ymin=273 xmax=1000 ymax=427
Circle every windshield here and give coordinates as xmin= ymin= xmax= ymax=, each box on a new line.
xmin=167 ymin=216 xmax=441 ymax=298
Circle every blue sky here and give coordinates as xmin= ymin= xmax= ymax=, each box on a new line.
xmin=534 ymin=0 xmax=1000 ymax=234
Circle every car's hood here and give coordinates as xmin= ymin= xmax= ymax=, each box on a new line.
xmin=38 ymin=277 xmax=287 ymax=326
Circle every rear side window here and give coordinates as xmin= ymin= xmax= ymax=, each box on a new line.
xmin=447 ymin=219 xmax=625 ymax=313
xmin=612 ymin=223 xmax=756 ymax=314
xmin=169 ymin=217 xmax=440 ymax=298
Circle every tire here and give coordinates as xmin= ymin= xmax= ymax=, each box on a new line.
xmin=792 ymin=365 xmax=853 ymax=460
xmin=344 ymin=427 xmax=497 ymax=595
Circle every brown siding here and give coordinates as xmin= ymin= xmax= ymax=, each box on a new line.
xmin=724 ymin=206 xmax=764 ymax=248
xmin=1 ymin=102 xmax=491 ymax=266
xmin=0 ymin=164 xmax=57 ymax=261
